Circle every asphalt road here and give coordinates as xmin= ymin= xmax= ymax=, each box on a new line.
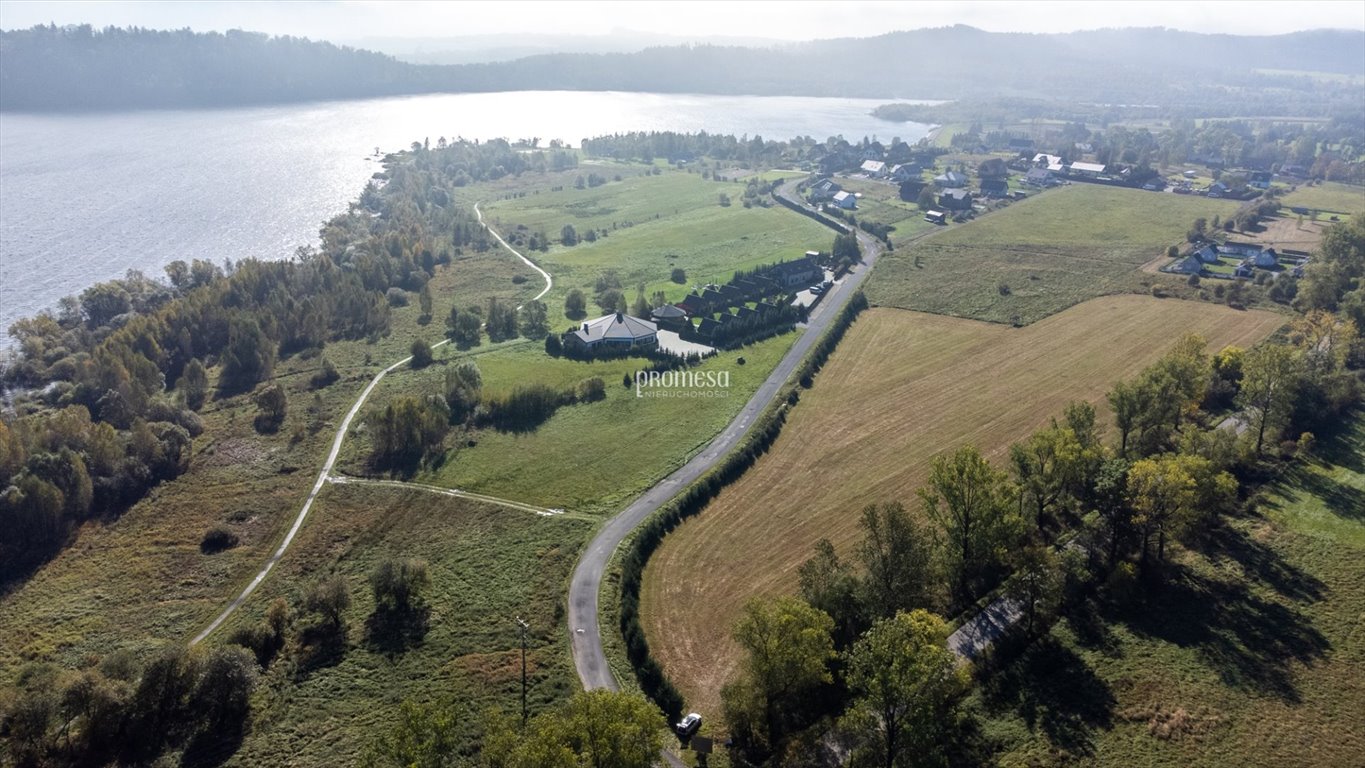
xmin=567 ymin=179 xmax=885 ymax=695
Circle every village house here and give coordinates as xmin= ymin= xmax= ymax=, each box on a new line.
xmin=860 ymin=159 xmax=887 ymax=177
xmin=566 ymin=312 xmax=659 ymax=352
xmin=889 ymin=163 xmax=919 ymax=182
xmin=938 ymin=188 xmax=974 ymax=211
xmin=1067 ymin=161 xmax=1106 ymax=179
xmin=1252 ymin=248 xmax=1280 ymax=268
xmin=1196 ymin=244 xmax=1222 ymax=264
xmin=809 ymin=178 xmax=841 ymax=201
xmin=1174 ymin=254 xmax=1205 ymax=275
xmin=649 ymin=303 xmax=689 ymax=330
xmin=832 ymin=190 xmax=857 ymax=209
xmin=1024 ymin=168 xmax=1055 ymax=187
xmin=1033 ymin=153 xmax=1065 ymax=172
xmin=765 ymin=256 xmax=823 ymax=288
xmin=979 ymin=178 xmax=1009 ymax=197
xmin=933 ymin=170 xmax=968 ymax=188
xmin=923 ymin=209 xmax=948 ymax=225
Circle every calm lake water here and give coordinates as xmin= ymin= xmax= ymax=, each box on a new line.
xmin=0 ymin=90 xmax=929 ymax=337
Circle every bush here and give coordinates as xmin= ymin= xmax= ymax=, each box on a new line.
xmin=385 ymin=287 xmax=409 ymax=307
xmin=670 ymin=267 xmax=687 ymax=284
xmin=200 ymin=526 xmax=239 ymax=554
xmin=410 ymin=338 xmax=434 ymax=368
xmin=370 ymin=558 xmax=430 ymax=614
xmin=310 ymin=356 xmax=340 ymax=388
xmin=253 ymin=384 xmax=287 ymax=433
xmin=577 ymin=377 xmax=607 ymax=402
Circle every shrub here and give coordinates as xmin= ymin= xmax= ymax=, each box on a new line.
xmin=310 ymin=356 xmax=340 ymax=388
xmin=253 ymin=384 xmax=287 ymax=433
xmin=410 ymin=338 xmax=434 ymax=368
xmin=385 ymin=287 xmax=409 ymax=307
xmin=577 ymin=377 xmax=607 ymax=403
xmin=200 ymin=526 xmax=239 ymax=554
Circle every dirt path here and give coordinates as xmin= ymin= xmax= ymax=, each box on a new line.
xmin=190 ymin=204 xmax=552 ymax=645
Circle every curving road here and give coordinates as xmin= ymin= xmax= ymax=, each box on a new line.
xmin=568 ymin=179 xmax=885 ymax=693
xmin=191 ymin=202 xmax=549 ymax=645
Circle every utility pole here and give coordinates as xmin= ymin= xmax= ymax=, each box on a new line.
xmin=516 ymin=617 xmax=529 ymax=727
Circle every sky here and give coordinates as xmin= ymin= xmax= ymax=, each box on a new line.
xmin=1 ymin=0 xmax=1362 ymax=42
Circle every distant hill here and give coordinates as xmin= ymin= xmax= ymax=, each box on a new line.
xmin=2 ymin=24 xmax=1362 ymax=113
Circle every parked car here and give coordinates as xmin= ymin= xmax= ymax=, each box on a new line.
xmin=809 ymin=284 xmax=825 ymax=295
xmin=676 ymin=712 xmax=702 ymax=738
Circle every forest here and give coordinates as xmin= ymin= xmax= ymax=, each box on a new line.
xmin=2 ymin=24 xmax=1362 ymax=113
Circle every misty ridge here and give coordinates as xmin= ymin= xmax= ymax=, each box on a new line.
xmin=1 ymin=23 xmax=1363 ymax=115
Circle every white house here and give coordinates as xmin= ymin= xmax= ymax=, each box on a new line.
xmin=1068 ymin=161 xmax=1106 ymax=178
xmin=889 ymin=164 xmax=917 ymax=182
xmin=860 ymin=160 xmax=887 ymax=177
xmin=566 ymin=312 xmax=658 ymax=351
xmin=1033 ymin=153 xmax=1065 ymax=172
xmin=832 ymin=190 xmax=857 ymax=209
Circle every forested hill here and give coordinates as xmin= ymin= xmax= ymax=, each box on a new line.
xmin=0 ymin=25 xmax=435 ymax=109
xmin=2 ymin=24 xmax=1363 ymax=112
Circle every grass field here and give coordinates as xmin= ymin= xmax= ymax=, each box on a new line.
xmin=336 ymin=331 xmax=799 ymax=516
xmin=865 ymin=185 xmax=1242 ymax=325
xmin=210 ymin=483 xmax=589 ymax=766
xmin=1280 ymin=181 xmax=1365 ymax=215
xmin=977 ymin=413 xmax=1365 ymax=767
xmin=640 ymin=296 xmax=1285 ymax=719
xmin=478 ymin=168 xmax=834 ymax=309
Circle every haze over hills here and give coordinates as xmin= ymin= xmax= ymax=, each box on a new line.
xmin=0 ymin=23 xmax=1362 ymax=113
xmin=346 ymin=30 xmax=784 ymax=65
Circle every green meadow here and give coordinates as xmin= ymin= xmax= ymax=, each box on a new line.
xmin=866 ymin=184 xmax=1242 ymax=324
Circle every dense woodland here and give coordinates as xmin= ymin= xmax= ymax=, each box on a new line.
xmin=0 ymin=138 xmax=555 ymax=586
xmin=2 ymin=24 xmax=1362 ymax=113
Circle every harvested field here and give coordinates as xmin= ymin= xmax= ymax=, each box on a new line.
xmin=641 ymin=296 xmax=1285 ymax=718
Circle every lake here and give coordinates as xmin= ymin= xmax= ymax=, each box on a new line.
xmin=0 ymin=90 xmax=930 ymax=338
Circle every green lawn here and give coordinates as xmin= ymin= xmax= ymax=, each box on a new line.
xmin=866 ymin=185 xmax=1241 ymax=325
xmin=977 ymin=413 xmax=1365 ymax=767
xmin=339 ymin=330 xmax=799 ymax=516
xmin=478 ymin=169 xmax=833 ymax=309
xmin=1281 ymin=182 xmax=1365 ymax=215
